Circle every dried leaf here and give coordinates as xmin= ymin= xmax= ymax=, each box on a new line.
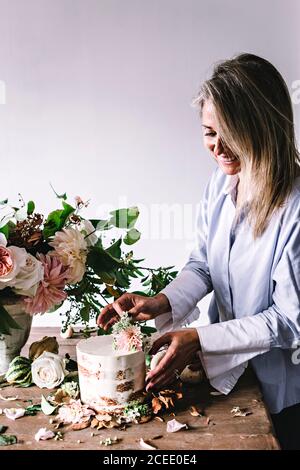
xmin=151 ymin=435 xmax=163 ymax=440
xmin=152 ymin=397 xmax=162 ymax=414
xmin=91 ymin=418 xmax=99 ymax=428
xmin=166 ymin=419 xmax=188 ymax=433
xmin=205 ymin=417 xmax=211 ymax=426
xmin=190 ymin=406 xmax=201 ymax=417
xmin=0 ymin=394 xmax=18 ymax=401
xmin=68 ymin=420 xmax=90 ymax=431
xmin=139 ymin=438 xmax=157 ymax=450
xmin=135 ymin=414 xmax=152 ymax=424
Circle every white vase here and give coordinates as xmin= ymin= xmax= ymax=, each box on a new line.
xmin=0 ymin=298 xmax=32 ymax=375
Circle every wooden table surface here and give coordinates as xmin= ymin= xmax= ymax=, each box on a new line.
xmin=0 ymin=327 xmax=280 ymax=451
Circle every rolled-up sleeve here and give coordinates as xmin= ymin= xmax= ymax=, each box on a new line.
xmin=198 ymin=218 xmax=300 ymax=384
xmin=155 ymin=178 xmax=213 ymax=333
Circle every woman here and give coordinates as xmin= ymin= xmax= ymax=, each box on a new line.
xmin=98 ymin=53 xmax=300 ymax=450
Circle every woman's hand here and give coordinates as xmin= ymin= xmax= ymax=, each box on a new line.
xmin=146 ymin=329 xmax=201 ymax=391
xmin=97 ymin=292 xmax=171 ymax=331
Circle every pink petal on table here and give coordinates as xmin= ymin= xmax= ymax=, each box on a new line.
xmin=35 ymin=428 xmax=55 ymax=441
xmin=3 ymin=408 xmax=26 ymax=420
xmin=139 ymin=438 xmax=157 ymax=450
xmin=166 ymin=418 xmax=188 ymax=433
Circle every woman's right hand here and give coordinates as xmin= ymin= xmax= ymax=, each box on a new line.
xmin=97 ymin=292 xmax=171 ymax=331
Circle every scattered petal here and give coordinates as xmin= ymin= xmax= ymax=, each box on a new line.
xmin=210 ymin=391 xmax=223 ymax=396
xmin=41 ymin=395 xmax=57 ymax=416
xmin=139 ymin=438 xmax=157 ymax=450
xmin=154 ymin=416 xmax=164 ymax=423
xmin=3 ymin=408 xmax=26 ymax=420
xmin=231 ymin=406 xmax=252 ymax=417
xmin=0 ymin=394 xmax=18 ymax=401
xmin=166 ymin=419 xmax=188 ymax=433
xmin=35 ymin=428 xmax=55 ymax=441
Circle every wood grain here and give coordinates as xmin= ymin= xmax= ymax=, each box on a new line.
xmin=0 ymin=327 xmax=280 ymax=450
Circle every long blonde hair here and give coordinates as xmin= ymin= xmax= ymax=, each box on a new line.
xmin=194 ymin=53 xmax=300 ymax=239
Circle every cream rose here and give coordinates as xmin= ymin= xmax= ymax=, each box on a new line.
xmin=0 ymin=238 xmax=27 ymax=290
xmin=11 ymin=253 xmax=44 ymax=297
xmin=49 ymin=227 xmax=87 ymax=284
xmin=31 ymin=351 xmax=68 ymax=389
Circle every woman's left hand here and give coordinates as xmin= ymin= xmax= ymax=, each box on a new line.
xmin=146 ymin=328 xmax=201 ymax=391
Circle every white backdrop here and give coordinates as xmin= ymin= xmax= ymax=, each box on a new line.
xmin=0 ymin=0 xmax=299 ymax=326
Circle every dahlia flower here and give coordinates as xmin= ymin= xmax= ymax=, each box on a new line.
xmin=49 ymin=227 xmax=88 ymax=284
xmin=24 ymin=254 xmax=69 ymax=314
xmin=58 ymin=399 xmax=95 ymax=424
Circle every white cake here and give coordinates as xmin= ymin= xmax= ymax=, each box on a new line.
xmin=76 ymin=335 xmax=146 ymax=414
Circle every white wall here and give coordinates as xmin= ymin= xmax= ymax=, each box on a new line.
xmin=0 ymin=0 xmax=299 ymax=326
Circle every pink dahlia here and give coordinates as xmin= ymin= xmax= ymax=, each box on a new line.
xmin=113 ymin=326 xmax=144 ymax=353
xmin=24 ymin=254 xmax=69 ymax=315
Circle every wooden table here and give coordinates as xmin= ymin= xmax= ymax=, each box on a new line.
xmin=0 ymin=327 xmax=280 ymax=450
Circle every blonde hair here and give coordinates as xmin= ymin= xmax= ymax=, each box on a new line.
xmin=193 ymin=53 xmax=300 ymax=239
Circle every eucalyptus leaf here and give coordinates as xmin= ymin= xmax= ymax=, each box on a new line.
xmin=124 ymin=228 xmax=141 ymax=245
xmin=109 ymin=206 xmax=139 ymax=229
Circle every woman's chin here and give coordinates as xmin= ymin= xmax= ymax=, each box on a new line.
xmin=218 ymin=161 xmax=240 ymax=175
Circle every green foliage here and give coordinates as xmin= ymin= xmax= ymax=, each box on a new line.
xmin=0 ymin=303 xmax=22 ymax=336
xmin=27 ymin=201 xmax=35 ymax=215
xmin=0 ymin=434 xmax=17 ymax=446
xmin=43 ymin=201 xmax=75 ymax=239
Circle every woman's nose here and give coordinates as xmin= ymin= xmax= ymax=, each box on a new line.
xmin=214 ymin=136 xmax=224 ymax=157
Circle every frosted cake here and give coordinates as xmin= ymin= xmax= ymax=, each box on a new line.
xmin=76 ymin=335 xmax=146 ymax=414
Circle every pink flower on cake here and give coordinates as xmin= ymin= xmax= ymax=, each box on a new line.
xmin=0 ymin=237 xmax=27 ymax=290
xmin=24 ymin=254 xmax=69 ymax=314
xmin=49 ymin=227 xmax=88 ymax=284
xmin=58 ymin=399 xmax=95 ymax=424
xmin=114 ymin=325 xmax=144 ymax=353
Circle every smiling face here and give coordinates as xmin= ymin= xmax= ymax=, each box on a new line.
xmin=201 ymin=100 xmax=241 ymax=175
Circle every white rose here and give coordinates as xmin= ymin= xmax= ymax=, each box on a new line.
xmin=79 ymin=220 xmax=98 ymax=247
xmin=31 ymin=352 xmax=68 ymax=389
xmin=11 ymin=253 xmax=44 ymax=297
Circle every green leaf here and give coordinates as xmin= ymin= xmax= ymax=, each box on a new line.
xmin=41 ymin=395 xmax=56 ymax=416
xmin=0 ymin=434 xmax=17 ymax=446
xmin=141 ymin=325 xmax=157 ymax=336
xmin=124 ymin=228 xmax=141 ymax=245
xmin=106 ymin=238 xmax=122 ymax=259
xmin=131 ymin=290 xmax=150 ymax=297
xmin=43 ymin=201 xmax=75 ymax=239
xmin=97 ymin=326 xmax=112 ymax=336
xmin=0 ymin=224 xmax=9 ymax=238
xmin=98 ymin=271 xmax=116 ymax=284
xmin=25 ymin=404 xmax=41 ymax=415
xmin=87 ymin=246 xmax=123 ymax=276
xmin=109 ymin=206 xmax=139 ymax=229
xmin=0 ymin=303 xmax=22 ymax=335
xmin=0 ymin=199 xmax=8 ymax=205
xmin=0 ymin=426 xmax=8 ymax=434
xmin=90 ymin=219 xmax=113 ymax=231
xmin=115 ymin=270 xmax=130 ymax=288
xmin=27 ymin=201 xmax=35 ymax=215
xmin=50 ymin=183 xmax=67 ymax=200
xmin=80 ymin=305 xmax=90 ymax=322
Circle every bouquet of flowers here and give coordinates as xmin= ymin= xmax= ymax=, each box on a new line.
xmin=0 ymin=191 xmax=177 ymax=335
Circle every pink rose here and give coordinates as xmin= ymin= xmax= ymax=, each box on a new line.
xmin=0 ymin=240 xmax=27 ymax=290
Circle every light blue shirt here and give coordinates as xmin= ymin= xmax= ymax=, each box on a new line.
xmin=156 ymin=167 xmax=300 ymax=414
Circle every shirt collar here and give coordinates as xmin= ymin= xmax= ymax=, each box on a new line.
xmin=223 ymin=173 xmax=240 ymax=195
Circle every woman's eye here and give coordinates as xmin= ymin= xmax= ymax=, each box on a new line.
xmin=204 ymin=132 xmax=216 ymax=137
